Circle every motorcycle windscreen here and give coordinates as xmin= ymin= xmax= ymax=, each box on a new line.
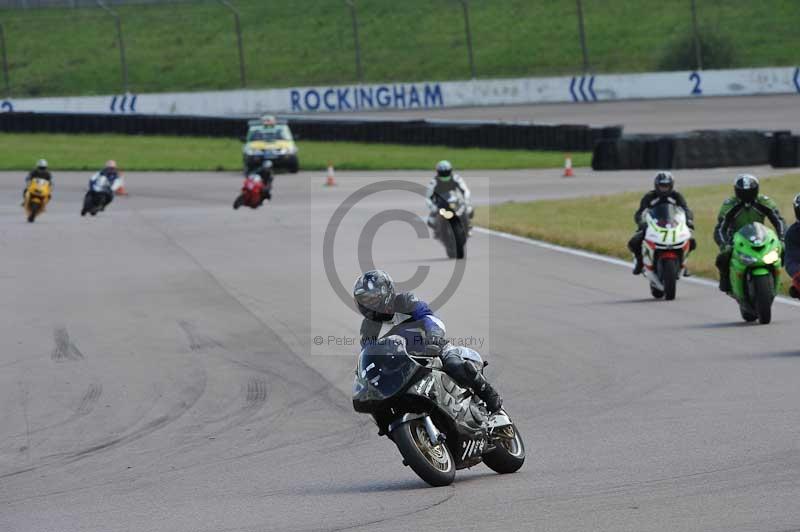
xmin=357 ymin=337 xmax=420 ymax=400
xmin=648 ymin=203 xmax=680 ymax=228
xmin=738 ymin=223 xmax=770 ymax=247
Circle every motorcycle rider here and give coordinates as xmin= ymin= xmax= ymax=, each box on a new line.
xmin=426 ymin=160 xmax=473 ymax=233
xmin=353 ymin=270 xmax=503 ymax=413
xmin=99 ymin=160 xmax=121 ymax=187
xmin=628 ymin=171 xmax=695 ymax=275
xmin=784 ymin=193 xmax=800 ymax=299
xmin=714 ymin=174 xmax=786 ymax=293
xmin=82 ymin=170 xmax=114 ymax=216
xmin=253 ymin=159 xmax=274 ymax=202
xmin=23 ymin=159 xmax=53 ymax=203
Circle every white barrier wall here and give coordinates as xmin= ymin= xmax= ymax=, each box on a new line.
xmin=1 ymin=67 xmax=798 ymax=116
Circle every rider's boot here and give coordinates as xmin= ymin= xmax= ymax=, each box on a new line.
xmin=718 ymin=271 xmax=731 ymax=292
xmin=632 ymin=255 xmax=644 ymax=275
xmin=472 ymin=373 xmax=503 ymax=413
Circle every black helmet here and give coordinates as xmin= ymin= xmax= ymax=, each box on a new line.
xmin=353 ymin=270 xmax=395 ymax=322
xmin=734 ymin=174 xmax=760 ymax=204
xmin=793 ymin=193 xmax=800 ymax=221
xmin=435 ymin=160 xmax=453 ymax=180
xmin=653 ymin=171 xmax=674 ymax=198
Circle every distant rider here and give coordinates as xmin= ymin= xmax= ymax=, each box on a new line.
xmin=426 ymin=160 xmax=473 ymax=233
xmin=86 ymin=169 xmax=114 ymax=212
xmin=254 ymin=159 xmax=274 ymax=202
xmin=628 ymin=171 xmax=695 ymax=275
xmin=23 ymin=159 xmax=53 ymax=203
xmin=784 ymin=193 xmax=800 ymax=299
xmin=714 ymin=175 xmax=786 ymax=293
xmin=353 ymin=270 xmax=503 ymax=413
xmin=99 ymin=160 xmax=121 ymax=187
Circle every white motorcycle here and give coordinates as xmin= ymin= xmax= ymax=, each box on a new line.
xmin=640 ymin=203 xmax=693 ymax=300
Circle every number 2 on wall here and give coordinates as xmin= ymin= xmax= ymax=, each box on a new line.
xmin=689 ymin=72 xmax=702 ymax=95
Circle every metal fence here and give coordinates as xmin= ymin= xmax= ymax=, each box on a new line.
xmin=0 ymin=0 xmax=797 ymax=99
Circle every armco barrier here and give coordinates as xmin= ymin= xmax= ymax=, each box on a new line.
xmin=0 ymin=112 xmax=621 ymax=152
xmin=592 ymin=130 xmax=797 ymax=170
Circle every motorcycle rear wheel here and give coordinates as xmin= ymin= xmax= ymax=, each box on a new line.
xmin=650 ymin=286 xmax=664 ymax=299
xmin=393 ymin=419 xmax=455 ymax=487
xmin=483 ymin=423 xmax=526 ymax=474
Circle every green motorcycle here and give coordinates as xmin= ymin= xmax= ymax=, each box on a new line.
xmin=729 ymin=222 xmax=783 ymax=324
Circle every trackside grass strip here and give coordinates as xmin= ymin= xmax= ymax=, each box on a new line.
xmin=0 ymin=133 xmax=590 ymax=172
xmin=476 ymin=173 xmax=800 ymax=293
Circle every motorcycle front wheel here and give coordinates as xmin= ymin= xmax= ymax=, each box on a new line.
xmin=752 ymin=275 xmax=774 ymax=324
xmin=483 ymin=423 xmax=526 ymax=474
xmin=27 ymin=202 xmax=39 ymax=223
xmin=233 ymin=195 xmax=244 ymax=210
xmin=393 ymin=419 xmax=455 ymax=487
xmin=660 ymin=258 xmax=679 ymax=301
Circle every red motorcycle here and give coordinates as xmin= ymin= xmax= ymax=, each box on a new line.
xmin=233 ymin=174 xmax=270 ymax=209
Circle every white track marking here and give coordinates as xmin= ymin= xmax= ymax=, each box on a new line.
xmin=474 ymin=226 xmax=800 ymax=309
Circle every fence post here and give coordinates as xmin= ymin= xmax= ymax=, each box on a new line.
xmin=0 ymin=22 xmax=10 ymax=98
xmin=344 ymin=1 xmax=363 ymax=82
xmin=690 ymin=0 xmax=702 ymax=70
xmin=219 ymin=0 xmax=246 ymax=88
xmin=457 ymin=0 xmax=476 ymax=79
xmin=575 ymin=0 xmax=590 ymax=73
xmin=96 ymin=1 xmax=128 ymax=93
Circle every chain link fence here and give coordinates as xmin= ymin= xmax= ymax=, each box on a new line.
xmin=0 ymin=0 xmax=797 ymax=98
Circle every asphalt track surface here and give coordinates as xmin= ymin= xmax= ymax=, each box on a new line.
xmin=2 ymin=167 xmax=800 ymax=532
xmin=315 ymin=94 xmax=800 ymax=133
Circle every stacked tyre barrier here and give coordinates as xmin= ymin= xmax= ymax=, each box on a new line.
xmin=0 ymin=111 xmax=622 ymax=152
xmin=592 ymin=130 xmax=800 ymax=170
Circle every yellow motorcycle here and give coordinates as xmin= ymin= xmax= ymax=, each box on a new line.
xmin=24 ymin=178 xmax=52 ymax=223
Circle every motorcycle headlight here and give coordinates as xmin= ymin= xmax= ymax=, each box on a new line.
xmin=439 ymin=208 xmax=454 ymax=220
xmin=738 ymin=252 xmax=759 ymax=266
xmin=244 ymin=147 xmax=255 ymax=156
xmin=275 ymin=148 xmax=288 ymax=155
xmin=763 ymin=249 xmax=780 ymax=265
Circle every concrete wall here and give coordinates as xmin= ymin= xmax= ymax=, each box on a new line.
xmin=2 ymin=67 xmax=798 ymax=117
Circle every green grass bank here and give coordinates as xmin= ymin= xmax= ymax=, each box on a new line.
xmin=1 ymin=0 xmax=798 ymax=97
xmin=0 ymin=133 xmax=590 ymax=171
xmin=476 ymin=174 xmax=800 ymax=292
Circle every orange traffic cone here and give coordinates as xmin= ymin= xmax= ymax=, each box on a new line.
xmin=563 ymin=154 xmax=574 ymax=177
xmin=325 ymin=162 xmax=336 ymax=186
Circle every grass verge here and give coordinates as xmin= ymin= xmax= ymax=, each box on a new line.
xmin=0 ymin=133 xmax=589 ymax=172
xmin=1 ymin=0 xmax=798 ymax=97
xmin=476 ymin=173 xmax=800 ymax=293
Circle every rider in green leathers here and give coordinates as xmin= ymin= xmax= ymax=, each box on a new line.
xmin=714 ymin=175 xmax=786 ymax=292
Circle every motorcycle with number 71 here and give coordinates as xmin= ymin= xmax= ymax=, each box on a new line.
xmin=640 ymin=203 xmax=694 ymax=300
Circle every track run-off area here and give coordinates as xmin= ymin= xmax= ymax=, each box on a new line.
xmin=2 ymin=163 xmax=800 ymax=532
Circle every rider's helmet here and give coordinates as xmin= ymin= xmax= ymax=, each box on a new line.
xmin=36 ymin=159 xmax=48 ymax=171
xmin=435 ymin=160 xmax=453 ymax=181
xmin=103 ymin=159 xmax=117 ymax=175
xmin=353 ymin=270 xmax=395 ymax=322
xmin=793 ymin=193 xmax=800 ymax=221
xmin=261 ymin=159 xmax=273 ymax=175
xmin=260 ymin=114 xmax=277 ymax=127
xmin=653 ymin=171 xmax=674 ymax=198
xmin=735 ymin=174 xmax=760 ymax=204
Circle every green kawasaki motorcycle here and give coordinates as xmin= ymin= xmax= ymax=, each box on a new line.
xmin=729 ymin=222 xmax=783 ymax=324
